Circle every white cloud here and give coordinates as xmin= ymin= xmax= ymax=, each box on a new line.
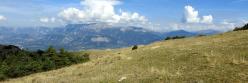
xmin=184 ymin=5 xmax=213 ymax=24
xmin=221 ymin=20 xmax=233 ymax=25
xmin=167 ymin=5 xmax=248 ymax=32
xmin=184 ymin=5 xmax=200 ymax=23
xmin=0 ymin=15 xmax=7 ymax=21
xmin=169 ymin=18 xmax=248 ymax=32
xmin=40 ymin=18 xmax=49 ymax=23
xmin=40 ymin=17 xmax=56 ymax=23
xmin=91 ymin=36 xmax=110 ymax=43
xmin=169 ymin=22 xmax=234 ymax=32
xmin=58 ymin=0 xmax=148 ymax=27
xmin=201 ymin=15 xmax=213 ymax=24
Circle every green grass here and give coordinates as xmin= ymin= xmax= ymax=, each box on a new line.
xmin=2 ymin=30 xmax=248 ymax=83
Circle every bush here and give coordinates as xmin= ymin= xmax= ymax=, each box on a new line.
xmin=132 ymin=45 xmax=138 ymax=50
xmin=165 ymin=36 xmax=186 ymax=40
xmin=233 ymin=23 xmax=248 ymax=31
xmin=164 ymin=37 xmax=172 ymax=40
xmin=0 ymin=46 xmax=90 ymax=81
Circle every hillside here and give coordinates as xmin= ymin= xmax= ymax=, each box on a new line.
xmin=2 ymin=30 xmax=248 ymax=83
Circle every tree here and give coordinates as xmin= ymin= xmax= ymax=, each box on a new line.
xmin=47 ymin=46 xmax=56 ymax=56
xmin=59 ymin=48 xmax=66 ymax=54
xmin=0 ymin=45 xmax=90 ymax=81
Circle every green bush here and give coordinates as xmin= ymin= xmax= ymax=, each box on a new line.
xmin=0 ymin=46 xmax=90 ymax=81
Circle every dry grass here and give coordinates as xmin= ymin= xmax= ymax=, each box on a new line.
xmin=2 ymin=30 xmax=248 ymax=83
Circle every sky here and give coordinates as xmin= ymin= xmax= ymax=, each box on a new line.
xmin=0 ymin=0 xmax=247 ymax=31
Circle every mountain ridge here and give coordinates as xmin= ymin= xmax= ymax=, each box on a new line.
xmin=0 ymin=24 xmax=220 ymax=51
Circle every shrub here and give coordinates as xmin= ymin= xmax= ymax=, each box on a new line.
xmin=47 ymin=46 xmax=56 ymax=56
xmin=132 ymin=45 xmax=138 ymax=50
xmin=164 ymin=37 xmax=172 ymax=40
xmin=233 ymin=23 xmax=248 ymax=31
xmin=165 ymin=36 xmax=186 ymax=40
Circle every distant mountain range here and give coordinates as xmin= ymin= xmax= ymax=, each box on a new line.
xmin=0 ymin=23 xmax=220 ymax=51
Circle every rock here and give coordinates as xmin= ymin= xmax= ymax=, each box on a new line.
xmin=118 ymin=76 xmax=127 ymax=82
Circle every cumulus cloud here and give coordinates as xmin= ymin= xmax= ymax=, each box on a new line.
xmin=184 ymin=5 xmax=200 ymax=23
xmin=91 ymin=36 xmax=110 ymax=43
xmin=155 ymin=5 xmax=242 ymax=32
xmin=40 ymin=17 xmax=56 ymax=23
xmin=58 ymin=0 xmax=148 ymax=26
xmin=0 ymin=15 xmax=7 ymax=21
xmin=201 ymin=15 xmax=213 ymax=24
xmin=184 ymin=5 xmax=213 ymax=24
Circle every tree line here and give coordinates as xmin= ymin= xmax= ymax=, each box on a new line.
xmin=0 ymin=46 xmax=89 ymax=80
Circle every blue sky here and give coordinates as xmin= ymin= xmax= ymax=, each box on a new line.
xmin=118 ymin=0 xmax=248 ymax=23
xmin=0 ymin=0 xmax=247 ymax=31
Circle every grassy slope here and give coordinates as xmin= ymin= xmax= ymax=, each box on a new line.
xmin=2 ymin=30 xmax=248 ymax=83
